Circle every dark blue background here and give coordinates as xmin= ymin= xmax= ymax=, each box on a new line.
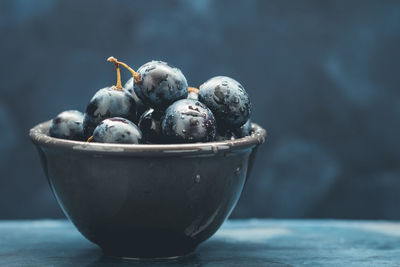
xmin=0 ymin=0 xmax=399 ymax=219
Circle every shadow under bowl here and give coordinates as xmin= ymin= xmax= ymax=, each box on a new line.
xmin=29 ymin=121 xmax=266 ymax=259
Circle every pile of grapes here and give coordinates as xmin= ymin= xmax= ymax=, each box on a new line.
xmin=49 ymin=57 xmax=252 ymax=144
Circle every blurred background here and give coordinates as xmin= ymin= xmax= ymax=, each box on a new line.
xmin=0 ymin=0 xmax=399 ymax=219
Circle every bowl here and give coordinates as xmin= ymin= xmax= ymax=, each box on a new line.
xmin=29 ymin=120 xmax=266 ymax=259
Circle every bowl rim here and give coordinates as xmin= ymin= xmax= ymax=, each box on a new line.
xmin=29 ymin=120 xmax=266 ymax=156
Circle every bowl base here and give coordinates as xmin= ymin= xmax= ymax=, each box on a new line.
xmin=102 ymin=249 xmax=195 ymax=262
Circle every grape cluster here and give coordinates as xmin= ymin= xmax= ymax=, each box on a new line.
xmin=49 ymin=57 xmax=252 ymax=144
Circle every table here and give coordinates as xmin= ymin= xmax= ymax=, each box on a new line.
xmin=1 ymin=220 xmax=399 ymax=266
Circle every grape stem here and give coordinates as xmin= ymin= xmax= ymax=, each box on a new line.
xmin=107 ymin=56 xmax=141 ymax=84
xmin=107 ymin=57 xmax=123 ymax=90
xmin=188 ymin=87 xmax=199 ymax=94
xmin=87 ymin=136 xmax=93 ymax=142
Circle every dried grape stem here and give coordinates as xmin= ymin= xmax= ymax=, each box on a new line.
xmin=108 ymin=56 xmax=141 ymax=84
xmin=107 ymin=57 xmax=123 ymax=90
xmin=188 ymin=87 xmax=199 ymax=94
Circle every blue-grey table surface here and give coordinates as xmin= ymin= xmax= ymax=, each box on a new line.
xmin=1 ymin=219 xmax=399 ymax=267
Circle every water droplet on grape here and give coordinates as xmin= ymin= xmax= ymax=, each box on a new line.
xmin=195 ymin=174 xmax=201 ymax=183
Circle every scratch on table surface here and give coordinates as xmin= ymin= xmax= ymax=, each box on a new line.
xmin=0 ymin=220 xmax=69 ymax=228
xmin=358 ymin=222 xmax=400 ymax=237
xmin=216 ymin=227 xmax=291 ymax=243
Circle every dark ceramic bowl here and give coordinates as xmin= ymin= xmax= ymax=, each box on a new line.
xmin=29 ymin=120 xmax=266 ymax=259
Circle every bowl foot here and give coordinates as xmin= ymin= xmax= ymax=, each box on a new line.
xmin=103 ymin=251 xmax=195 ymax=262
xmin=101 ymin=245 xmax=196 ymax=261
